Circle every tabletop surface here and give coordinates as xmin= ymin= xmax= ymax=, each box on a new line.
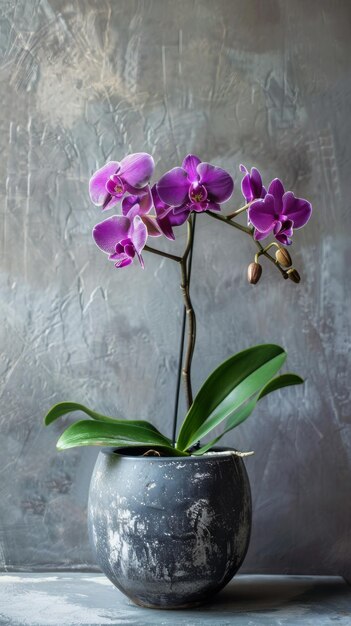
xmin=0 ymin=573 xmax=350 ymax=626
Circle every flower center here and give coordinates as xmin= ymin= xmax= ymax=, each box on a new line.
xmin=106 ymin=175 xmax=125 ymax=198
xmin=189 ymin=183 xmax=207 ymax=204
xmin=115 ymin=238 xmax=135 ymax=258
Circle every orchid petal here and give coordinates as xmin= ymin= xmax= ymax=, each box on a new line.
xmin=115 ymin=256 xmax=133 ymax=268
xmin=125 ymin=203 xmax=143 ymax=221
xmin=274 ymin=219 xmax=294 ymax=245
xmin=122 ymin=194 xmax=138 ymax=216
xmin=89 ymin=161 xmax=120 ymax=206
xmin=268 ymin=178 xmax=285 ymax=212
xmin=122 ymin=186 xmax=152 ymax=216
xmin=156 ymin=217 xmax=176 ymax=240
xmin=168 ymin=208 xmax=190 ymax=226
xmin=173 ymin=202 xmax=191 ymax=215
xmin=157 ymin=167 xmax=190 ymax=207
xmin=156 ymin=206 xmax=189 ymax=240
xmin=119 ymin=153 xmax=154 ymax=188
xmin=141 ymin=215 xmax=162 ymax=237
xmin=206 ymin=201 xmax=221 ymax=212
xmin=248 ymin=194 xmax=276 ymax=232
xmin=253 ymin=228 xmax=271 ymax=241
xmin=280 ymin=219 xmax=294 ymax=237
xmin=138 ymin=186 xmax=153 ymax=214
xmin=182 ymin=154 xmax=201 ymax=182
xmin=131 ymin=215 xmax=148 ymax=255
xmin=273 ymin=220 xmax=282 ymax=235
xmin=240 ymin=164 xmax=265 ymax=203
xmin=283 ymin=192 xmax=312 ymax=229
xmin=124 ymin=244 xmax=135 ymax=258
xmin=190 ymin=202 xmax=208 ymax=212
xmin=275 ymin=233 xmax=292 ymax=246
xmin=92 ymin=215 xmax=130 ymax=255
xmin=250 ymin=168 xmax=263 ymax=192
xmin=102 ymin=194 xmax=120 ymax=212
xmin=197 ymin=162 xmax=234 ymax=203
xmin=136 ymin=252 xmax=145 ymax=269
xmin=151 ymin=184 xmax=169 ymax=218
xmin=241 ymin=172 xmax=253 ymax=203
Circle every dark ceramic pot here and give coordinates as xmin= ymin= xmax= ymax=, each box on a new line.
xmin=88 ymin=447 xmax=251 ymax=609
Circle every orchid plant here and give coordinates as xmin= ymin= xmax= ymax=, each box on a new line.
xmin=45 ymin=153 xmax=312 ymax=457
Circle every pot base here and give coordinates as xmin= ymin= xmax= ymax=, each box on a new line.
xmin=131 ymin=595 xmax=207 ymax=610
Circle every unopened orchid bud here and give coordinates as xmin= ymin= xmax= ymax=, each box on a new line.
xmin=275 ymin=247 xmax=292 ymax=267
xmin=248 ymin=262 xmax=262 ymax=284
xmin=287 ymin=268 xmax=301 ymax=284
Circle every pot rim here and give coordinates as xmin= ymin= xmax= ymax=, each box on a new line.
xmin=100 ymin=446 xmax=244 ymax=462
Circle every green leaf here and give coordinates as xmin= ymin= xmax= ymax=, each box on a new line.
xmin=258 ymin=373 xmax=304 ymax=400
xmin=44 ymin=402 xmax=168 ymax=439
xmin=191 ymin=373 xmax=304 ymax=456
xmin=190 ymin=397 xmax=258 ymax=456
xmin=177 ymin=344 xmax=286 ymax=452
xmin=56 ymin=420 xmax=186 ymax=456
xmin=44 ymin=402 xmax=122 ymax=425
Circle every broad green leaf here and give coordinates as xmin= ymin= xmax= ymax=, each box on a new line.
xmin=190 ymin=396 xmax=259 ymax=456
xmin=177 ymin=344 xmax=286 ymax=452
xmin=191 ymin=373 xmax=304 ymax=456
xmin=44 ymin=402 xmax=169 ymax=441
xmin=44 ymin=402 xmax=124 ymax=425
xmin=258 ymin=373 xmax=304 ymax=400
xmin=56 ymin=420 xmax=186 ymax=456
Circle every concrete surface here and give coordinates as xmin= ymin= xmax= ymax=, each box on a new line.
xmin=0 ymin=573 xmax=350 ymax=626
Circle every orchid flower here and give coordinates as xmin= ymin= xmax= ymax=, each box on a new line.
xmin=93 ymin=205 xmax=148 ymax=269
xmin=248 ymin=179 xmax=312 ymax=245
xmin=240 ymin=164 xmax=266 ymax=203
xmin=122 ymin=185 xmax=162 ymax=238
xmin=89 ymin=153 xmax=154 ymax=211
xmin=156 ymin=154 xmax=234 ymax=214
xmin=151 ymin=185 xmax=190 ymax=240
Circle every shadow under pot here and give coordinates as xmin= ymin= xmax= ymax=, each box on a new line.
xmin=88 ymin=447 xmax=252 ymax=609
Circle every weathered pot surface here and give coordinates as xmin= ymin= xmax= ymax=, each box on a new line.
xmin=88 ymin=447 xmax=252 ymax=609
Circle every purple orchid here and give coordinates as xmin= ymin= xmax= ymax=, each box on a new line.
xmin=151 ymin=185 xmax=190 ymax=240
xmin=93 ymin=205 xmax=148 ymax=269
xmin=121 ymin=186 xmax=162 ymax=238
xmin=156 ymin=154 xmax=234 ymax=214
xmin=240 ymin=164 xmax=266 ymax=203
xmin=89 ymin=153 xmax=155 ymax=211
xmin=248 ymin=179 xmax=312 ymax=245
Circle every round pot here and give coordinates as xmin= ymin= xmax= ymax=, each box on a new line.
xmin=88 ymin=447 xmax=251 ymax=609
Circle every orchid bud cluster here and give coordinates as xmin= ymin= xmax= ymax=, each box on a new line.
xmin=89 ymin=153 xmax=312 ymax=278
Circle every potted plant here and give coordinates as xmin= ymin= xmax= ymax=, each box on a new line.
xmin=44 ymin=153 xmax=312 ymax=609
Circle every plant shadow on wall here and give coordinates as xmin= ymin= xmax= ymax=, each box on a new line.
xmin=44 ymin=152 xmax=312 ymax=609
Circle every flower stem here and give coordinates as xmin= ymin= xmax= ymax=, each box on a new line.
xmin=206 ymin=211 xmax=252 ymax=234
xmin=179 ymin=215 xmax=197 ymax=410
xmin=226 ymin=202 xmax=251 ymax=219
xmin=206 ymin=211 xmax=288 ymax=278
xmin=172 ymin=219 xmax=196 ymax=444
xmin=253 ymin=240 xmax=287 ymax=278
xmin=144 ymin=245 xmax=182 ymax=263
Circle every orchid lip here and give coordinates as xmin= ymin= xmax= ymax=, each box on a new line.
xmin=189 ymin=183 xmax=207 ymax=204
xmin=105 ymin=175 xmax=125 ymax=198
xmin=125 ymin=244 xmax=135 ymax=258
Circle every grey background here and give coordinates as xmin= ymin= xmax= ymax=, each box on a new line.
xmin=0 ymin=0 xmax=350 ymax=578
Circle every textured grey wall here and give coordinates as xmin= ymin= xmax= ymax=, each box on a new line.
xmin=0 ymin=0 xmax=350 ymax=577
